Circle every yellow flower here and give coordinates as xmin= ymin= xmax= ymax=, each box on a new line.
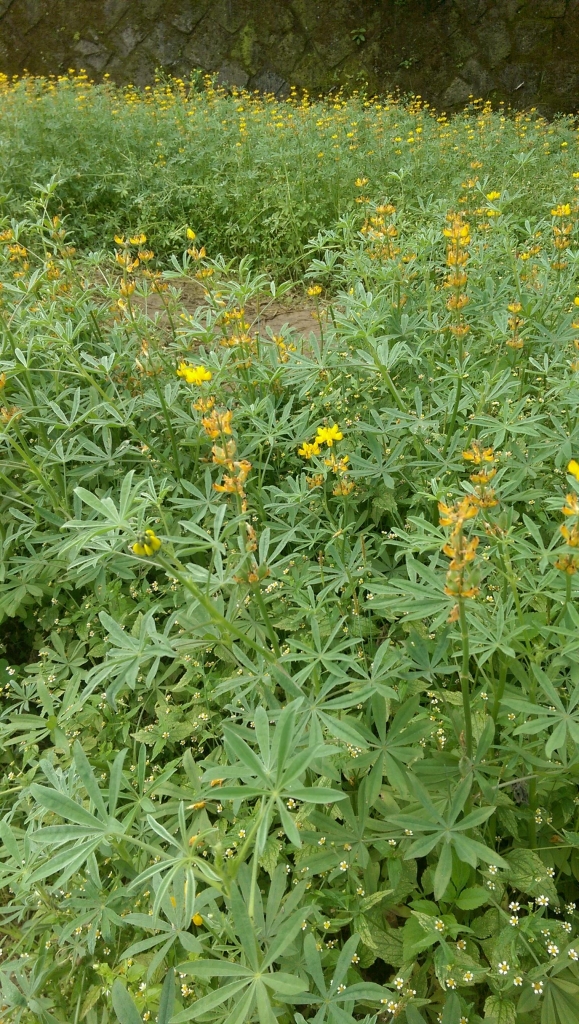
xmin=307 ymin=284 xmax=323 ymax=297
xmin=192 ymin=913 xmax=203 ymax=926
xmin=562 ymin=493 xmax=579 ymax=516
xmin=298 ymin=440 xmax=321 ymax=458
xmin=129 ymin=233 xmax=147 ymax=245
xmin=114 ymin=234 xmax=126 ymax=245
xmin=315 ymin=424 xmax=343 ymax=447
xmin=551 ymin=203 xmax=571 ymax=217
xmin=132 ymin=529 xmax=162 ymax=556
xmin=177 ymin=362 xmax=212 ymax=385
xmin=568 ymin=459 xmax=579 ymax=480
xmin=486 ymin=191 xmax=501 ymax=201
xmin=355 ymin=176 xmax=369 ymax=187
xmin=187 ymin=228 xmax=196 ymax=240
xmin=201 ymin=409 xmax=233 ymax=438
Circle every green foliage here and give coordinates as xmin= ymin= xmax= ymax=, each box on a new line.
xmin=2 ymin=83 xmax=579 ymax=1024
xmin=0 ymin=71 xmax=575 ymax=277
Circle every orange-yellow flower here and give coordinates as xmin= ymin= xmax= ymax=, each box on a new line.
xmin=202 ymin=409 xmax=233 ymax=438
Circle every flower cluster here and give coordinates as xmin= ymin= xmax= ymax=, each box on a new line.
xmin=443 ymin=212 xmax=470 ymax=337
xmin=556 ymin=459 xmax=579 ymax=573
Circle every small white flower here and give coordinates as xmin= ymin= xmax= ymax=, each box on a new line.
xmin=434 ymin=919 xmax=445 ymax=932
xmin=514 ymin=975 xmax=523 ymax=986
xmin=569 ymin=948 xmax=579 ymax=961
xmin=488 ymin=864 xmax=498 ymax=875
xmin=393 ymin=977 xmax=404 ymax=990
xmin=536 ymin=895 xmax=550 ymax=907
xmin=509 ymin=901 xmax=520 ymax=912
xmin=531 ymin=981 xmax=544 ymax=995
xmin=498 ymin=961 xmax=509 ymax=975
xmin=509 ymin=915 xmax=519 ymax=927
xmin=547 ymin=943 xmax=559 ymax=957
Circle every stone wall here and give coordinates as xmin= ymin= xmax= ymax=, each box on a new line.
xmin=1 ymin=0 xmax=578 ymax=115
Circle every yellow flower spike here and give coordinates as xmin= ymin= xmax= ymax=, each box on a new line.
xmin=131 ymin=529 xmax=161 ymax=557
xmin=568 ymin=460 xmax=579 ymax=480
xmin=486 ymin=191 xmax=501 ymax=201
xmin=129 ymin=233 xmax=147 ymax=245
xmin=114 ymin=234 xmax=126 ymax=245
xmin=551 ymin=203 xmax=571 ymax=217
xmin=307 ymin=284 xmax=323 ymax=296
xmin=315 ymin=424 xmax=343 ymax=447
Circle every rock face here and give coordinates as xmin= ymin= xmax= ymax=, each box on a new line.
xmin=1 ymin=0 xmax=579 ymax=114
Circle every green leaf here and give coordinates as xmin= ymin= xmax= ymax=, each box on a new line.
xmin=158 ymin=969 xmax=175 ymax=1024
xmin=484 ymin=994 xmax=517 ymax=1024
xmin=441 ymin=991 xmax=461 ymax=1024
xmin=504 ymin=848 xmax=558 ymax=901
xmin=542 ymin=977 xmax=579 ymax=1024
xmin=111 ymin=980 xmax=142 ymax=1024
xmin=261 ymin=973 xmax=308 ymax=995
xmin=434 ymin=842 xmax=453 ymax=901
xmin=355 ymin=915 xmax=404 ymax=966
xmin=455 ymin=886 xmax=491 ymax=910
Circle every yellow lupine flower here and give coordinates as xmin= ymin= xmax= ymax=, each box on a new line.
xmin=132 ymin=529 xmax=162 ymax=556
xmin=563 ymin=493 xmax=579 ymax=516
xmin=192 ymin=913 xmax=203 ymax=926
xmin=568 ymin=459 xmax=579 ymax=480
xmin=186 ymin=228 xmax=196 ymax=240
xmin=315 ymin=424 xmax=343 ymax=447
xmin=298 ymin=440 xmax=321 ymax=458
xmin=551 ymin=203 xmax=571 ymax=217
xmin=177 ymin=362 xmax=212 ymax=385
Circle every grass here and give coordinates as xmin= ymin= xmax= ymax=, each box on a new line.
xmin=1 ymin=71 xmax=579 ymax=1024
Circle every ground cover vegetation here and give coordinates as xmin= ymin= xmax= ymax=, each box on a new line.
xmin=2 ymin=72 xmax=579 ymax=1024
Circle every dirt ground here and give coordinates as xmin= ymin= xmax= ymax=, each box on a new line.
xmin=137 ymin=278 xmax=322 ymax=341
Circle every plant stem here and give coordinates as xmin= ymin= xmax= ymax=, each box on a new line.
xmin=459 ymin=597 xmax=473 ymax=759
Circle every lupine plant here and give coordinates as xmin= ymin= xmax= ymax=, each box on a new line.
xmin=2 ymin=87 xmax=579 ymax=1024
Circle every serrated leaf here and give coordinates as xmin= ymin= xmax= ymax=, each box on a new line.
xmin=504 ymin=848 xmax=558 ymax=901
xmin=259 ymin=836 xmax=282 ymax=877
xmin=484 ymin=994 xmax=516 ymax=1024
